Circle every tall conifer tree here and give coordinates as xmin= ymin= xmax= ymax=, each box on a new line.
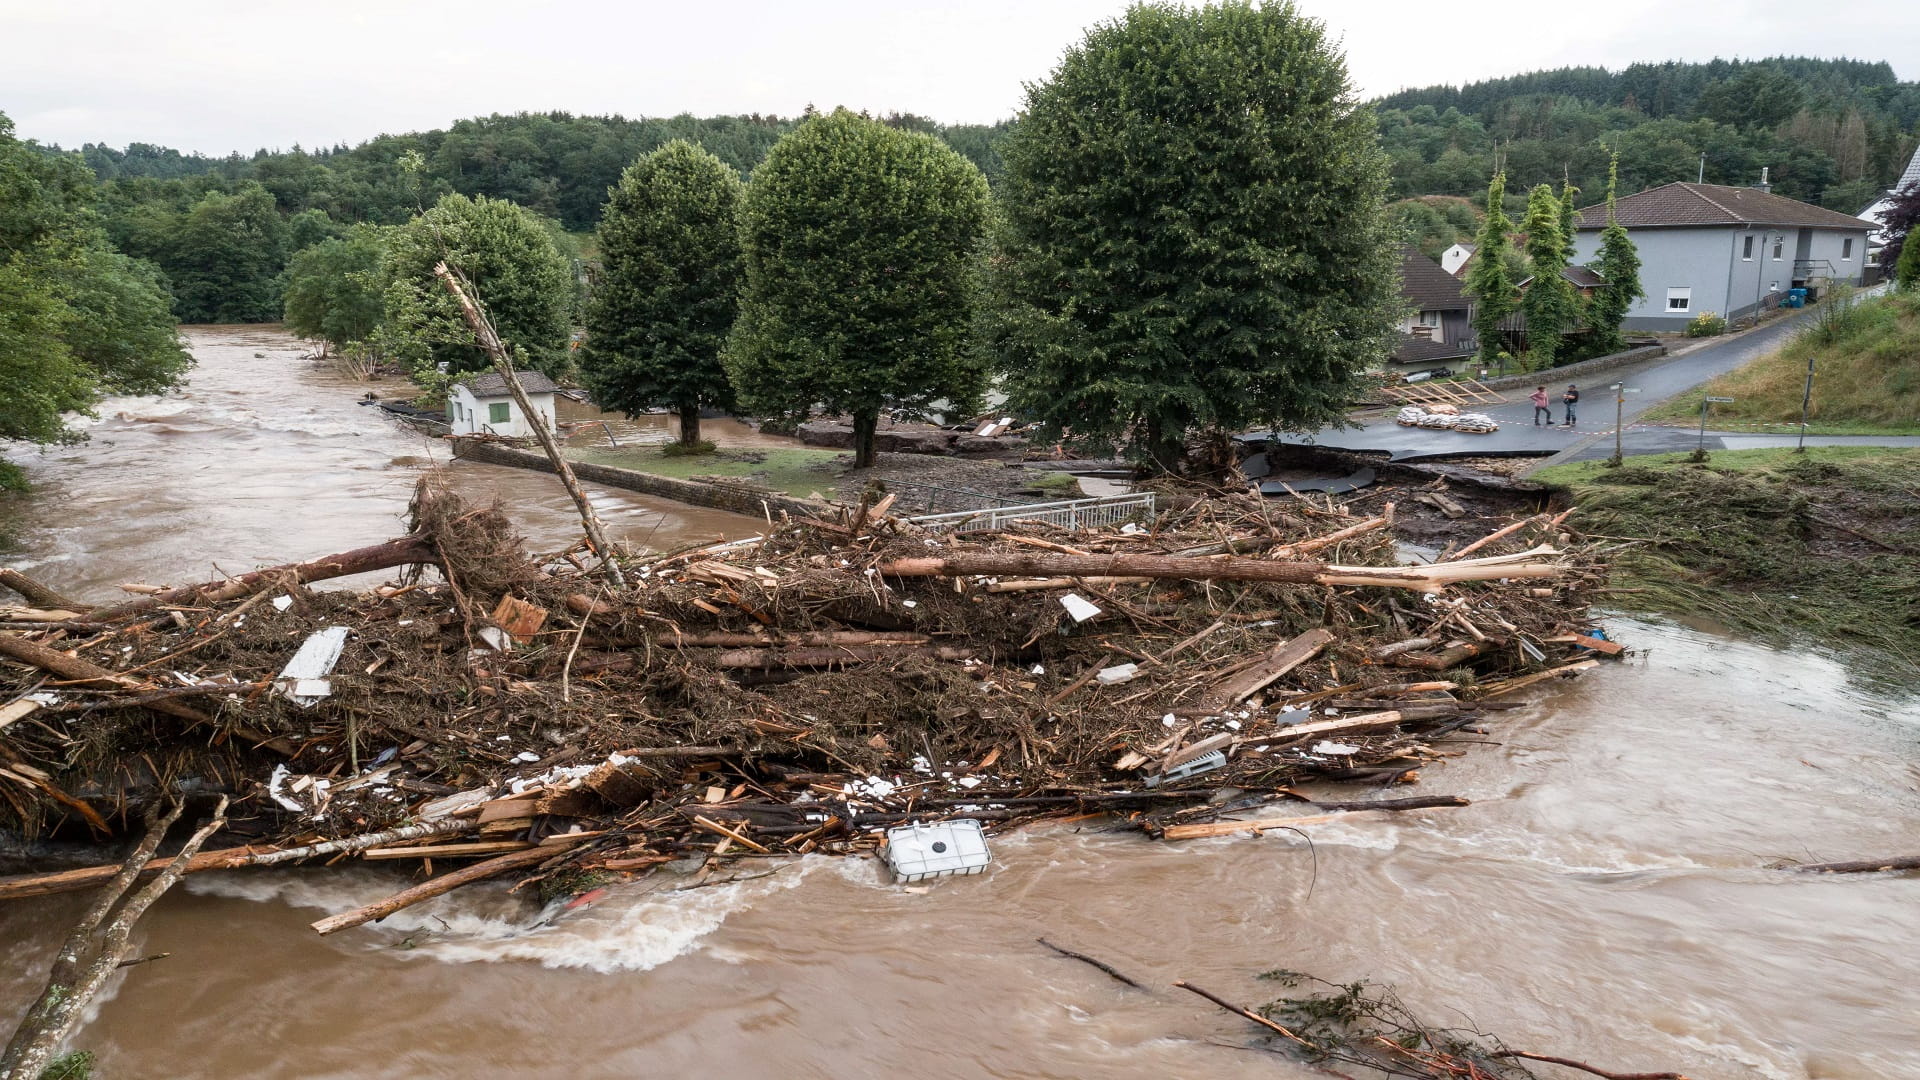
xmin=1589 ymin=157 xmax=1645 ymax=353
xmin=1520 ymin=184 xmax=1577 ymax=368
xmin=1463 ymin=172 xmax=1516 ymax=366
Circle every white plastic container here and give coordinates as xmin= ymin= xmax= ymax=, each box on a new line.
xmin=884 ymin=820 xmax=991 ymax=883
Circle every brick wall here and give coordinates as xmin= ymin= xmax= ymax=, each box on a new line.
xmin=450 ymin=439 xmax=831 ymax=522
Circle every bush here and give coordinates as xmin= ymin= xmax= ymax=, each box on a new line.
xmin=1685 ymin=311 xmax=1727 ymax=337
xmin=659 ymin=439 xmax=717 ymax=458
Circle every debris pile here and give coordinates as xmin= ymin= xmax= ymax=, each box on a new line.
xmin=1395 ymin=403 xmax=1499 ymax=433
xmin=0 ymin=476 xmax=1612 ymax=927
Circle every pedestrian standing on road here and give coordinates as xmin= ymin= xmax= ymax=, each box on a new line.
xmin=1561 ymin=384 xmax=1580 ymax=428
xmin=1530 ymin=385 xmax=1552 ymax=425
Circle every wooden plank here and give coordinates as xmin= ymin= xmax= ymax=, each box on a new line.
xmin=1570 ymin=634 xmax=1626 ymax=655
xmin=1265 ymin=710 xmax=1403 ymax=742
xmin=1206 ymin=628 xmax=1334 ymax=708
xmin=362 ymin=841 xmax=534 ymax=860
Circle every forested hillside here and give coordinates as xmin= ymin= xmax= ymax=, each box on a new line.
xmin=1377 ymin=57 xmax=1920 ymax=212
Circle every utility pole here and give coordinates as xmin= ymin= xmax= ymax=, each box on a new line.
xmin=1698 ymin=152 xmax=1706 ymax=184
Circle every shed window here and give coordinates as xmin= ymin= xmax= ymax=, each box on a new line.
xmin=1842 ymin=237 xmax=1854 ymax=260
xmin=1772 ymin=239 xmax=1784 ymax=261
xmin=1742 ymin=235 xmax=1754 ymax=260
xmin=1666 ymin=288 xmax=1692 ymax=313
xmin=488 ymin=402 xmax=510 ymax=425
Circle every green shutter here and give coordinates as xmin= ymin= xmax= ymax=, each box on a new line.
xmin=489 ymin=401 xmax=510 ymax=424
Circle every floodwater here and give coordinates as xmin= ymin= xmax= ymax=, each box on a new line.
xmin=0 ymin=326 xmax=761 ymax=603
xmin=4 ymin=332 xmax=1919 ymax=1079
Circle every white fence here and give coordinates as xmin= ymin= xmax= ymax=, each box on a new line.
xmin=908 ymin=491 xmax=1156 ymax=534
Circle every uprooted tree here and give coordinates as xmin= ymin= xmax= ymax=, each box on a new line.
xmin=988 ymin=0 xmax=1401 ymax=472
xmin=581 ymin=140 xmax=743 ymax=449
xmin=725 ymin=108 xmax=990 ymax=469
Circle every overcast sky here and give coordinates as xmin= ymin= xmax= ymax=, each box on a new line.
xmin=3 ymin=0 xmax=1916 ymax=155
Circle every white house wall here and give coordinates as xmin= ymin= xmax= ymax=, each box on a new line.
xmin=445 ymin=386 xmax=556 ymax=439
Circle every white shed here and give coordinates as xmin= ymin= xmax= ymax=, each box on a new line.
xmin=446 ymin=370 xmax=560 ymax=438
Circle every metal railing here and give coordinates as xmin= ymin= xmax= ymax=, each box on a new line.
xmin=908 ymin=491 xmax=1157 ymax=534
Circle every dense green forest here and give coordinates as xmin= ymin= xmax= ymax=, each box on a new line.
xmin=1377 ymin=57 xmax=1920 ymax=212
xmin=15 ymin=55 xmax=1920 ymax=329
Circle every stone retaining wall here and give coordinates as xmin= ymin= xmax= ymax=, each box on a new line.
xmin=1471 ymin=344 xmax=1667 ymax=393
xmin=451 ymin=439 xmax=831 ymax=521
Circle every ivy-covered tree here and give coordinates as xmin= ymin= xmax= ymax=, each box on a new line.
xmin=1520 ymin=183 xmax=1577 ymax=367
xmin=382 ymin=193 xmax=573 ymax=380
xmin=1463 ymin=172 xmax=1517 ymax=366
xmin=989 ymin=1 xmax=1400 ymax=470
xmin=581 ymin=141 xmax=742 ymax=448
xmin=282 ymin=226 xmax=387 ymax=356
xmin=727 ymin=109 xmax=989 ymax=468
xmin=1588 ymin=158 xmax=1644 ymax=352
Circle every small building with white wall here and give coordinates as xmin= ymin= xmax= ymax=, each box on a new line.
xmin=1440 ymin=242 xmax=1476 ymax=277
xmin=446 ymin=370 xmax=559 ymax=438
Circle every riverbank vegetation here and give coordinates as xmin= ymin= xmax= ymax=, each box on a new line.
xmin=0 ymin=113 xmax=190 ymax=492
xmin=1639 ymin=289 xmax=1920 ymax=435
xmin=1534 ymin=448 xmax=1920 ymax=676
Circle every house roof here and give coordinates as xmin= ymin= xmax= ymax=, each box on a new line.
xmin=1575 ymin=182 xmax=1872 ymax=232
xmin=1393 ymin=334 xmax=1475 ymax=365
xmin=454 ymin=370 xmax=560 ymax=397
xmin=1399 ymin=246 xmax=1471 ymax=311
xmin=1519 ymin=265 xmax=1609 ymax=289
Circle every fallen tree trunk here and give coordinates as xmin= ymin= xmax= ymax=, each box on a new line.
xmin=311 ymin=838 xmax=583 ymax=935
xmin=84 ymin=535 xmax=436 ymax=623
xmin=1789 ymin=855 xmax=1920 ymax=874
xmin=1 ymin=797 xmax=226 ymax=1080
xmin=0 ymin=633 xmax=292 ymax=755
xmin=0 ymin=570 xmax=90 ymax=614
xmin=877 ymin=546 xmax=1562 ymax=592
xmin=0 ymin=819 xmax=476 ymax=901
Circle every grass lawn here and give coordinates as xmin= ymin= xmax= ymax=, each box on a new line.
xmin=1533 ymin=447 xmax=1920 ymax=679
xmin=566 ymin=445 xmax=852 ymax=499
xmin=1637 ymin=290 xmax=1920 ymax=436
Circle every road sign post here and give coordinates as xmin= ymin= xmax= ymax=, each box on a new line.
xmin=1796 ymin=353 xmax=1817 ymax=453
xmin=1607 ymin=384 xmax=1639 ymax=467
xmin=1698 ymin=396 xmax=1733 ymax=459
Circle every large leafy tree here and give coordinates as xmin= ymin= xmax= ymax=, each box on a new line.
xmin=167 ymin=182 xmax=290 ymax=323
xmin=989 ymin=1 xmax=1400 ymax=469
xmin=1588 ymin=158 xmax=1644 ymax=353
xmin=726 ymin=109 xmax=989 ymax=468
xmin=1520 ymin=183 xmax=1577 ymax=367
xmin=282 ymin=226 xmax=388 ymax=356
xmin=0 ymin=112 xmax=190 ymax=490
xmin=582 ymin=141 xmax=742 ymax=448
xmin=1896 ymin=226 xmax=1920 ymax=291
xmin=382 ymin=193 xmax=574 ymax=380
xmin=1463 ymin=172 xmax=1517 ymax=365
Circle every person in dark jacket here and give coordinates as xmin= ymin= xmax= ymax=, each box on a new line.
xmin=1561 ymin=384 xmax=1580 ymax=428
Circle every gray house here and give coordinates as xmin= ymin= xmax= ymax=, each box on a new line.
xmin=1393 ymin=246 xmax=1475 ymax=366
xmin=1571 ymin=178 xmax=1872 ymax=332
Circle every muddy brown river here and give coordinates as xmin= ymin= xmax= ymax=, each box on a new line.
xmin=4 ymin=329 xmax=1919 ymax=1078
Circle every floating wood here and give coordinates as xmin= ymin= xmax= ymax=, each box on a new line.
xmin=878 ymin=547 xmax=1563 ymax=592
xmin=311 ymin=839 xmax=582 ymax=935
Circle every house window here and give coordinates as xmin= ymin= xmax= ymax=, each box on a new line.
xmin=1742 ymin=235 xmax=1754 ymax=260
xmin=1666 ymin=287 xmax=1692 ymax=313
xmin=488 ymin=402 xmax=510 ymax=425
xmin=1842 ymin=238 xmax=1854 ymax=260
xmin=1772 ymin=238 xmax=1783 ymax=261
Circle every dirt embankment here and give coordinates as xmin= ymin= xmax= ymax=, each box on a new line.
xmin=1537 ymin=448 xmax=1920 ymax=675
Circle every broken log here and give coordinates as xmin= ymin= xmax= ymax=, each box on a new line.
xmin=877 ymin=547 xmax=1563 ymax=592
xmin=1788 ymin=855 xmax=1920 ymax=874
xmin=84 ymin=535 xmax=436 ymax=623
xmin=0 ymin=569 xmax=89 ymax=614
xmin=1206 ymin=628 xmax=1333 ymax=707
xmin=1391 ymin=641 xmax=1491 ymax=670
xmin=311 ymin=838 xmax=584 ymax=935
xmin=0 ymin=819 xmax=476 ymax=901
xmin=0 ymin=633 xmax=293 ymax=755
xmin=1267 ymin=710 xmax=1404 ymax=742
xmin=1160 ymin=800 xmax=1459 ymax=841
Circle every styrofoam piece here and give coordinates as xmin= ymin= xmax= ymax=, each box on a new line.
xmin=1144 ymin=749 xmax=1227 ymax=788
xmin=1059 ymin=593 xmax=1102 ymax=623
xmin=884 ymin=819 xmax=991 ymax=883
xmin=1096 ymin=663 xmax=1139 ymax=685
xmin=276 ymin=626 xmax=349 ymax=707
